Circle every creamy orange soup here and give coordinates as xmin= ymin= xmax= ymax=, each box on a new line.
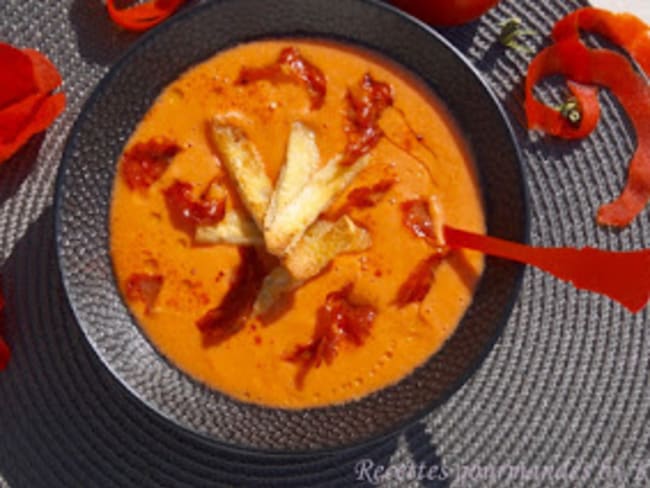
xmin=110 ymin=40 xmax=485 ymax=408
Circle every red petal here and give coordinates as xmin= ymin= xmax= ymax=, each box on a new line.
xmin=22 ymin=49 xmax=63 ymax=94
xmin=0 ymin=93 xmax=66 ymax=164
xmin=0 ymin=43 xmax=38 ymax=110
xmin=0 ymin=92 xmax=49 ymax=144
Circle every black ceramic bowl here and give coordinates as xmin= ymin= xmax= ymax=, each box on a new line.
xmin=55 ymin=0 xmax=528 ymax=452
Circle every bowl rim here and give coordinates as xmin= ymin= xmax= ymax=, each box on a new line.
xmin=54 ymin=0 xmax=530 ymax=457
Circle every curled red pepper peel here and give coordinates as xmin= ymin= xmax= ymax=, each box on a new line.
xmin=526 ymin=7 xmax=650 ymax=227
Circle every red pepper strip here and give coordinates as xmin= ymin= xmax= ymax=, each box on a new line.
xmin=325 ymin=178 xmax=396 ymax=220
xmin=342 ymin=73 xmax=394 ymax=165
xmin=0 ymin=93 xmax=66 ymax=163
xmin=0 ymin=291 xmax=9 ymax=372
xmin=395 ymin=253 xmax=444 ymax=307
xmin=444 ymin=225 xmax=650 ymax=313
xmin=0 ymin=44 xmax=65 ymax=164
xmin=106 ymin=0 xmax=187 ymax=32
xmin=121 ymin=138 xmax=181 ymax=190
xmin=285 ymin=283 xmax=376 ymax=388
xmin=0 ymin=44 xmax=38 ymax=109
xmin=530 ymin=7 xmax=650 ymax=140
xmin=163 ymin=180 xmax=226 ymax=226
xmin=237 ymin=47 xmax=327 ymax=110
xmin=526 ymin=60 xmax=601 ymax=139
xmin=528 ymin=38 xmax=650 ymax=227
xmin=197 ymin=247 xmax=267 ymax=342
xmin=552 ymin=7 xmax=650 ymax=75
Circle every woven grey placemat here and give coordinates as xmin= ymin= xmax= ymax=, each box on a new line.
xmin=0 ymin=0 xmax=649 ymax=487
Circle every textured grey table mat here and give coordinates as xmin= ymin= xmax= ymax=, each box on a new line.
xmin=1 ymin=0 xmax=649 ymax=487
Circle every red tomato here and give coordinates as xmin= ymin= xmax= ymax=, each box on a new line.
xmin=391 ymin=0 xmax=501 ymax=26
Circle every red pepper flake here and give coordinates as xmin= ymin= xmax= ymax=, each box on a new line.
xmin=400 ymin=198 xmax=436 ymax=243
xmin=106 ymin=0 xmax=188 ymax=32
xmin=197 ymin=247 xmax=267 ymax=342
xmin=125 ymin=273 xmax=163 ymax=314
xmin=327 ymin=178 xmax=396 ymax=219
xmin=395 ymin=254 xmax=444 ymax=307
xmin=398 ymin=201 xmax=449 ymax=305
xmin=163 ymin=180 xmax=226 ymax=226
xmin=237 ymin=47 xmax=327 ymax=110
xmin=342 ymin=73 xmax=394 ymax=166
xmin=526 ymin=7 xmax=650 ymax=226
xmin=347 ymin=179 xmax=396 ymax=208
xmin=121 ymin=138 xmax=181 ymax=190
xmin=285 ymin=284 xmax=376 ymax=388
xmin=0 ymin=43 xmax=65 ymax=164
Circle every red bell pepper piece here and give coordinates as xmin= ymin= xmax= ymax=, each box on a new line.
xmin=525 ymin=75 xmax=600 ymax=140
xmin=342 ymin=73 xmax=394 ymax=166
xmin=197 ymin=247 xmax=267 ymax=342
xmin=526 ymin=34 xmax=650 ymax=226
xmin=163 ymin=180 xmax=226 ymax=226
xmin=106 ymin=0 xmax=189 ymax=33
xmin=285 ymin=283 xmax=376 ymax=388
xmin=552 ymin=7 xmax=650 ymax=74
xmin=121 ymin=138 xmax=181 ymax=190
xmin=237 ymin=46 xmax=327 ymax=110
xmin=395 ymin=253 xmax=444 ymax=307
xmin=525 ymin=7 xmax=650 ymax=225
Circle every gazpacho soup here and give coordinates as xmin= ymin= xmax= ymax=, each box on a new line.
xmin=110 ymin=40 xmax=485 ymax=408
